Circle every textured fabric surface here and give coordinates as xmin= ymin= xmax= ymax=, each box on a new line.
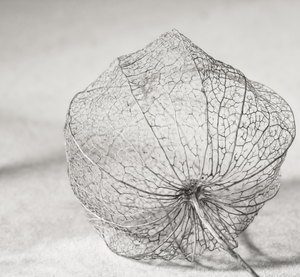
xmin=1 ymin=1 xmax=300 ymax=276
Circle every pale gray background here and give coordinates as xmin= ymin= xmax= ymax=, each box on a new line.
xmin=1 ymin=0 xmax=299 ymax=276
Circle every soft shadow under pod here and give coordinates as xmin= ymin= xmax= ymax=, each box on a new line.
xmin=64 ymin=30 xmax=296 ymax=277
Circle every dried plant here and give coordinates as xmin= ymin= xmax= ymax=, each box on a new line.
xmin=64 ymin=30 xmax=296 ymax=276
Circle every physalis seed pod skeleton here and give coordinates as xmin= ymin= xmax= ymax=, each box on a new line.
xmin=64 ymin=30 xmax=296 ymax=277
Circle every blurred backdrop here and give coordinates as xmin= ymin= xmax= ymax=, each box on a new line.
xmin=1 ymin=1 xmax=299 ymax=276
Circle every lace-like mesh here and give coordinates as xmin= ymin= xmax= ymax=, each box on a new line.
xmin=64 ymin=30 xmax=295 ymax=262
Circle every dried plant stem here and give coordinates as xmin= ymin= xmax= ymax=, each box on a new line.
xmin=190 ymin=195 xmax=260 ymax=277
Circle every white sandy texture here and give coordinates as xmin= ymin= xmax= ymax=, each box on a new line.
xmin=1 ymin=1 xmax=300 ymax=277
